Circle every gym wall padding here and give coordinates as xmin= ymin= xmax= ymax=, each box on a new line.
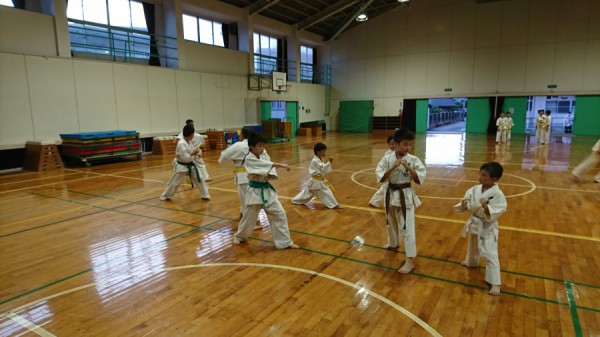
xmin=339 ymin=100 xmax=373 ymax=132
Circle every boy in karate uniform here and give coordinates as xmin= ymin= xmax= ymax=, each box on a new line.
xmin=160 ymin=124 xmax=210 ymax=201
xmin=369 ymin=135 xmax=396 ymax=208
xmin=292 ymin=142 xmax=341 ymax=209
xmin=535 ymin=110 xmax=546 ymax=144
xmin=176 ymin=119 xmax=211 ymax=181
xmin=454 ymin=161 xmax=507 ymax=296
xmin=495 ymin=112 xmax=507 ymax=144
xmin=232 ymin=133 xmax=299 ymax=249
xmin=218 ymin=127 xmax=255 ymax=219
xmin=376 ymin=128 xmax=426 ymax=274
xmin=505 ymin=112 xmax=514 ymax=141
xmin=542 ymin=110 xmax=553 ymax=145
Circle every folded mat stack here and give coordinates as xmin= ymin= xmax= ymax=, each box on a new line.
xmin=60 ymin=130 xmax=142 ymax=166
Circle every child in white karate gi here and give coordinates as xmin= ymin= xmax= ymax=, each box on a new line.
xmin=232 ymin=133 xmax=299 ymax=249
xmin=291 ymin=142 xmax=341 ymax=209
xmin=160 ymin=124 xmax=211 ymax=201
xmin=535 ymin=110 xmax=546 ymax=144
xmin=505 ymin=112 xmax=514 ymax=141
xmin=454 ymin=161 xmax=507 ymax=296
xmin=495 ymin=112 xmax=507 ymax=144
xmin=176 ymin=119 xmax=211 ymax=181
xmin=376 ymin=128 xmax=426 ymax=274
xmin=218 ymin=127 xmax=255 ymax=218
xmin=542 ymin=110 xmax=553 ymax=144
xmin=369 ymin=135 xmax=396 ymax=208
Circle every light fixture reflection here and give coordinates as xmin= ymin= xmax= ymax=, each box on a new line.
xmin=356 ymin=12 xmax=368 ymax=21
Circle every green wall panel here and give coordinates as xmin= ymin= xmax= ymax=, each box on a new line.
xmin=466 ymin=98 xmax=491 ymax=133
xmin=574 ymin=95 xmax=600 ymax=136
xmin=416 ymin=99 xmax=428 ymax=133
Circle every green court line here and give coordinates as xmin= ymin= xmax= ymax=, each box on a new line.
xmin=565 ymin=282 xmax=583 ymax=337
xmin=32 ymin=187 xmax=600 ymax=291
xmin=0 ymin=213 xmax=225 ymax=307
xmin=0 ymin=209 xmax=108 ymax=238
xmin=1 ymin=191 xmax=598 ymax=318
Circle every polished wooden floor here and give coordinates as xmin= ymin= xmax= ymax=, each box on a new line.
xmin=1 ymin=132 xmax=599 ymax=337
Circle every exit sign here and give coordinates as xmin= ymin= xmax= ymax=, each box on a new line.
xmin=547 ymin=84 xmax=557 ymax=88
xmin=444 ymin=88 xmax=452 ymax=92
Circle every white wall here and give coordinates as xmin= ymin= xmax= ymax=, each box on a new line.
xmin=0 ymin=52 xmax=326 ymax=147
xmin=330 ymin=0 xmax=600 ymax=116
xmin=0 ymin=7 xmax=56 ymax=57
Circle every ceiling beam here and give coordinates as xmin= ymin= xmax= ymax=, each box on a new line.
xmin=326 ymin=0 xmax=374 ymax=42
xmin=249 ymin=0 xmax=281 ymax=15
xmin=297 ymin=0 xmax=359 ymax=31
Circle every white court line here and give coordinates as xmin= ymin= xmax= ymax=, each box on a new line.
xmin=0 ymin=263 xmax=442 ymax=337
xmin=6 ymin=312 xmax=57 ymax=337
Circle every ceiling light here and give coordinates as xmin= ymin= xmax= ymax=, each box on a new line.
xmin=398 ymin=0 xmax=409 ymax=2
xmin=356 ymin=12 xmax=368 ymax=21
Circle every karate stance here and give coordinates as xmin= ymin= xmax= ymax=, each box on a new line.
xmin=542 ymin=110 xmax=553 ymax=144
xmin=176 ymin=119 xmax=211 ymax=181
xmin=495 ymin=112 xmax=508 ymax=144
xmin=369 ymin=135 xmax=396 ymax=208
xmin=454 ymin=162 xmax=507 ymax=296
xmin=218 ymin=127 xmax=255 ymax=218
xmin=505 ymin=112 xmax=514 ymax=141
xmin=376 ymin=128 xmax=426 ymax=274
xmin=232 ymin=133 xmax=299 ymax=249
xmin=535 ymin=110 xmax=546 ymax=144
xmin=161 ymin=124 xmax=210 ymax=201
xmin=292 ymin=142 xmax=341 ymax=209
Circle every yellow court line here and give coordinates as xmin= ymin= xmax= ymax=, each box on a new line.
xmin=6 ymin=313 xmax=57 ymax=337
xmin=3 ymin=169 xmax=598 ymax=243
xmin=0 ymin=263 xmax=442 ymax=337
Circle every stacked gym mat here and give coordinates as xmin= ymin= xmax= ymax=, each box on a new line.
xmin=60 ymin=130 xmax=141 ymax=166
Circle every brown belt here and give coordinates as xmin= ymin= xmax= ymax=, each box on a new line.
xmin=385 ymin=182 xmax=412 ymax=229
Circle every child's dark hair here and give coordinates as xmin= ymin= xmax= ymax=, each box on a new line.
xmin=248 ymin=132 xmax=267 ymax=147
xmin=314 ymin=142 xmax=327 ymax=155
xmin=545 ymin=110 xmax=551 ymax=115
xmin=392 ymin=128 xmax=415 ymax=143
xmin=182 ymin=124 xmax=195 ymax=137
xmin=387 ymin=135 xmax=394 ymax=143
xmin=480 ymin=162 xmax=503 ymax=179
xmin=241 ymin=126 xmax=254 ymax=139
xmin=185 ymin=119 xmax=194 ymax=125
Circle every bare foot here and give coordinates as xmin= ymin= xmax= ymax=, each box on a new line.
xmin=253 ymin=222 xmax=262 ymax=230
xmin=333 ymin=204 xmax=344 ymax=209
xmin=489 ymin=285 xmax=501 ymax=296
xmin=278 ymin=244 xmax=300 ymax=249
xmin=383 ymin=244 xmax=398 ymax=250
xmin=202 ymin=197 xmax=210 ymax=201
xmin=232 ymin=237 xmax=242 ymax=245
xmin=461 ymin=261 xmax=478 ymax=268
xmin=368 ymin=203 xmax=378 ymax=208
xmin=398 ymin=259 xmax=414 ymax=274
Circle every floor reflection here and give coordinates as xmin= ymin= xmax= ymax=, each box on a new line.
xmin=424 ymin=133 xmax=465 ymax=166
xmin=89 ymin=229 xmax=166 ymax=302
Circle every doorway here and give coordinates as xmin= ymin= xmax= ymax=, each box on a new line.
xmin=427 ymin=98 xmax=468 ymax=133
xmin=526 ymin=96 xmax=575 ymax=135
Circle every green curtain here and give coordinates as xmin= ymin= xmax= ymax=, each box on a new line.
xmin=339 ymin=100 xmax=373 ymax=132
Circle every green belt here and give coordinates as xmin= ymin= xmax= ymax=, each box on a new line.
xmin=177 ymin=160 xmax=201 ymax=187
xmin=248 ymin=180 xmax=276 ymax=208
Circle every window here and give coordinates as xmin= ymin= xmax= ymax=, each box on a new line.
xmin=67 ymin=0 xmax=150 ymax=60
xmin=253 ymin=32 xmax=278 ymax=75
xmin=0 ymin=0 xmax=14 ymax=7
xmin=182 ymin=14 xmax=224 ymax=47
xmin=300 ymin=45 xmax=315 ymax=82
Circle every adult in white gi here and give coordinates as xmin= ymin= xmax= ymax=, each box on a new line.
xmin=218 ymin=127 xmax=254 ymax=216
xmin=454 ymin=162 xmax=507 ymax=296
xmin=572 ymin=139 xmax=600 ymax=183
xmin=161 ymin=125 xmax=210 ymax=201
xmin=233 ymin=133 xmax=299 ymax=249
xmin=292 ymin=142 xmax=340 ymax=209
xmin=495 ymin=112 xmax=507 ymax=143
xmin=376 ymin=128 xmax=426 ymax=274
xmin=369 ymin=136 xmax=396 ymax=208
xmin=176 ymin=119 xmax=211 ymax=181
xmin=535 ymin=110 xmax=546 ymax=144
xmin=505 ymin=112 xmax=514 ymax=141
xmin=542 ymin=110 xmax=553 ymax=144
